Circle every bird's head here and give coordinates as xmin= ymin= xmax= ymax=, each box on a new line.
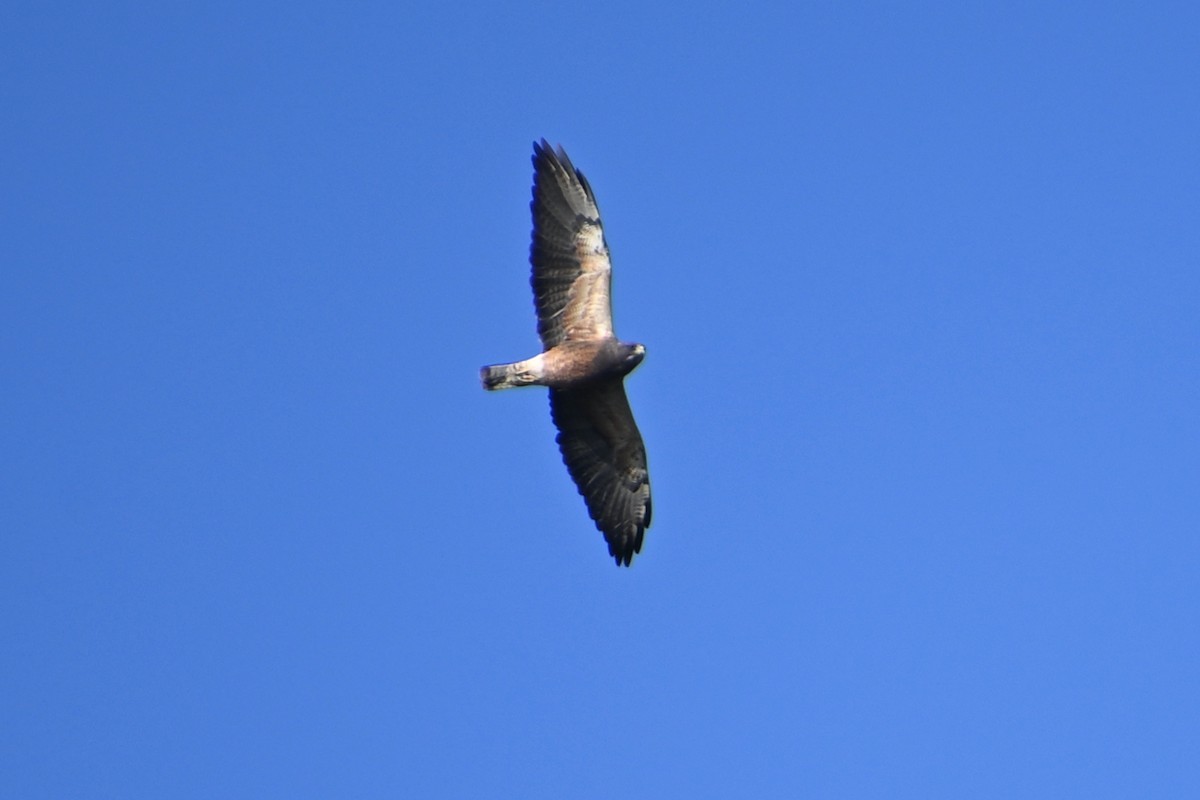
xmin=623 ymin=342 xmax=646 ymax=370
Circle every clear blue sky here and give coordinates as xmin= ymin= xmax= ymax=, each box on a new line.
xmin=3 ymin=2 xmax=1197 ymax=797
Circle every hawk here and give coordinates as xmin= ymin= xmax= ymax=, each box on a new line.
xmin=481 ymin=140 xmax=652 ymax=566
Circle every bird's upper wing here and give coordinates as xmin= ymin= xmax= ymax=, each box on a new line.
xmin=530 ymin=140 xmax=614 ymax=349
xmin=550 ymin=379 xmax=651 ymax=566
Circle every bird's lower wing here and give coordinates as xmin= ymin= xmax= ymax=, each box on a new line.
xmin=549 ymin=379 xmax=651 ymax=566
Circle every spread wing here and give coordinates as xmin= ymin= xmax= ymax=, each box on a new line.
xmin=530 ymin=140 xmax=614 ymax=349
xmin=550 ymin=379 xmax=652 ymax=566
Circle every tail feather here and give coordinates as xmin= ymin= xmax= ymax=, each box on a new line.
xmin=480 ymin=364 xmax=512 ymax=390
xmin=480 ymin=355 xmax=543 ymax=391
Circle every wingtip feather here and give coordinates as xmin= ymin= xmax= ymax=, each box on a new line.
xmin=607 ymin=524 xmax=645 ymax=567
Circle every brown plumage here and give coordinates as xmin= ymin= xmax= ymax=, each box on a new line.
xmin=480 ymin=140 xmax=652 ymax=566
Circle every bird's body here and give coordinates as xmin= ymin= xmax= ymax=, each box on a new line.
xmin=481 ymin=339 xmax=644 ymax=391
xmin=480 ymin=140 xmax=652 ymax=566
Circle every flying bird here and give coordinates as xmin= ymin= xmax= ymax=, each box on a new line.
xmin=480 ymin=140 xmax=652 ymax=566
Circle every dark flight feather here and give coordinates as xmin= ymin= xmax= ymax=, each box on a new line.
xmin=550 ymin=380 xmax=651 ymax=566
xmin=530 ymin=140 xmax=615 ymax=348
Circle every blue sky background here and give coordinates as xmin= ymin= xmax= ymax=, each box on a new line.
xmin=3 ymin=2 xmax=1198 ymax=797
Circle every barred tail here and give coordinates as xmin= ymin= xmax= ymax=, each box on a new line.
xmin=480 ymin=355 xmax=544 ymax=391
xmin=480 ymin=364 xmax=514 ymax=390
